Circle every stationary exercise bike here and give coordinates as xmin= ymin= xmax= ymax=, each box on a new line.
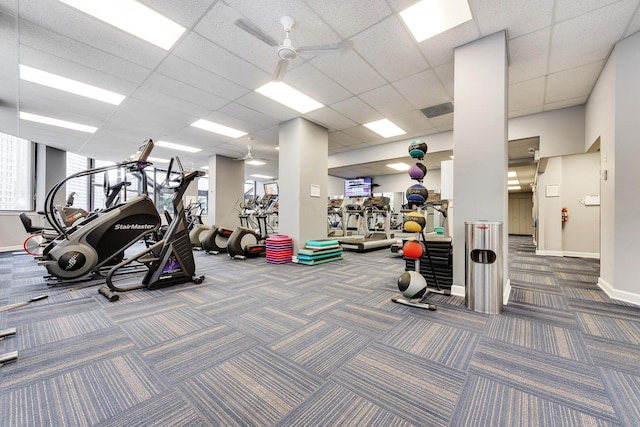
xmin=38 ymin=140 xmax=161 ymax=282
xmin=98 ymin=157 xmax=205 ymax=301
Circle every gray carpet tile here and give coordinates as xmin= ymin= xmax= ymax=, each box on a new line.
xmin=1 ymin=237 xmax=640 ymax=426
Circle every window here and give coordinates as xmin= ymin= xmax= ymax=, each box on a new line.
xmin=66 ymin=152 xmax=89 ymax=210
xmin=0 ymin=132 xmax=34 ymax=211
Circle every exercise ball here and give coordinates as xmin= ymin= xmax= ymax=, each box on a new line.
xmin=408 ymin=140 xmax=428 ymax=159
xmin=408 ymin=162 xmax=427 ymax=181
xmin=402 ymin=240 xmax=424 ymax=259
xmin=404 ymin=211 xmax=426 ymax=233
xmin=397 ymin=271 xmax=427 ymax=298
xmin=406 ymin=184 xmax=429 ymax=206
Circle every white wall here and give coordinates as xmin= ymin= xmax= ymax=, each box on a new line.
xmin=536 ymin=153 xmax=600 ymax=258
xmin=510 ymin=106 xmax=586 ymax=158
xmin=561 ymin=153 xmax=600 ymax=257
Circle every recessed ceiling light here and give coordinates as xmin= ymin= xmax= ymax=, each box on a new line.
xmin=363 ymin=119 xmax=406 ymax=138
xmin=508 ymin=171 xmax=517 ymax=178
xmin=386 ymin=163 xmax=410 ymax=171
xmin=19 ymin=65 xmax=125 ymax=105
xmin=508 ymin=185 xmax=521 ymax=191
xmin=20 ymin=111 xmax=97 ymax=133
xmin=251 ymin=174 xmax=274 ymax=179
xmin=508 ymin=180 xmax=519 ymax=185
xmin=59 ymin=0 xmax=185 ymax=50
xmin=246 ymin=160 xmax=266 ymax=166
xmin=255 ymin=82 xmax=323 ymax=113
xmin=400 ymin=0 xmax=472 ymax=43
xmin=201 ymin=165 xmax=209 ymax=170
xmin=155 ymin=140 xmax=201 ymax=153
xmin=190 ymin=119 xmax=247 ymax=138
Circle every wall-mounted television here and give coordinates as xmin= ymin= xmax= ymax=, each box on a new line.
xmin=264 ymin=182 xmax=279 ymax=196
xmin=344 ymin=177 xmax=372 ymax=198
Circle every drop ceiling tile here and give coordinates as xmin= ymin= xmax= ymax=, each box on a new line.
xmin=472 ymin=0 xmax=554 ymax=39
xmin=20 ymin=0 xmax=167 ymax=65
xmin=433 ymin=62 xmax=455 ymax=98
xmin=342 ymin=124 xmax=383 ymax=143
xmin=284 ymin=63 xmax=352 ymax=105
xmin=228 ymin=0 xmax=339 ymax=49
xmin=359 ymin=84 xmax=414 ymax=117
xmin=140 ymin=0 xmax=217 ymax=28
xmin=392 ymin=70 xmax=451 ymax=110
xmin=555 ymin=0 xmax=624 ymax=22
xmin=19 ymin=82 xmax=118 ymax=123
xmin=131 ymin=76 xmax=223 ymax=120
xmin=218 ymin=100 xmax=283 ymax=132
xmin=625 ymin=6 xmax=640 ymax=37
xmin=389 ymin=110 xmax=436 ymax=135
xmin=173 ymin=32 xmax=268 ymax=90
xmin=352 ymin=15 xmax=428 ymax=82
xmin=508 ymin=28 xmax=551 ymax=84
xmin=19 ymin=46 xmax=140 ymax=96
xmin=417 ymin=21 xmax=480 ymax=68
xmin=549 ymin=2 xmax=635 ymax=73
xmin=331 ymin=96 xmax=381 ymax=125
xmin=304 ymin=107 xmax=358 ymax=132
xmin=194 ymin=2 xmax=279 ymax=75
xmin=157 ymin=55 xmax=250 ymax=102
xmin=545 ymin=61 xmax=603 ymax=103
xmin=233 ymin=91 xmax=302 ymax=123
xmin=329 ymin=130 xmax=362 ymax=147
xmin=509 ymin=76 xmax=545 ymax=111
xmin=310 ymin=50 xmax=386 ymax=95
xmin=543 ymin=96 xmax=589 ymax=111
xmin=306 ymin=0 xmax=393 ymax=39
xmin=509 ymin=105 xmax=544 ymax=118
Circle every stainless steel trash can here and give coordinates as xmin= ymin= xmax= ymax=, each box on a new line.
xmin=465 ymin=221 xmax=503 ymax=314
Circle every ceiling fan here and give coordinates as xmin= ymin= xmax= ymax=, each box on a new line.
xmin=235 ymin=15 xmax=352 ymax=81
xmin=234 ymin=145 xmax=256 ymax=161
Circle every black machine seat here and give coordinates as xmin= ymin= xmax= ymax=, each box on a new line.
xmin=19 ymin=213 xmax=45 ymax=233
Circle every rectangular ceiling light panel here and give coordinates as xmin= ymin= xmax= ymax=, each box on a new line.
xmin=364 ymin=119 xmax=406 ymax=138
xmin=20 ymin=65 xmax=125 ymax=105
xmin=156 ymin=140 xmax=201 ymax=153
xmin=255 ymin=82 xmax=323 ymax=114
xmin=246 ymin=160 xmax=266 ymax=166
xmin=59 ymin=0 xmax=185 ymax=50
xmin=400 ymin=0 xmax=472 ymax=42
xmin=20 ymin=111 xmax=97 ymax=133
xmin=190 ymin=119 xmax=247 ymax=139
xmin=386 ymin=163 xmax=410 ymax=171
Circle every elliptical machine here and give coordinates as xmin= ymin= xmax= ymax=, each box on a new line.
xmin=98 ymin=157 xmax=205 ymax=301
xmin=38 ymin=140 xmax=161 ymax=282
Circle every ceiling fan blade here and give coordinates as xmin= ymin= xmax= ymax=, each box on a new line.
xmin=235 ymin=18 xmax=279 ymax=47
xmin=272 ymin=59 xmax=289 ymax=81
xmin=297 ymin=40 xmax=353 ymax=55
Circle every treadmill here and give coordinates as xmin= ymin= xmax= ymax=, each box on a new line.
xmin=336 ymin=196 xmax=398 ymax=252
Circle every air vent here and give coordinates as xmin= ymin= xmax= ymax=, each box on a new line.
xmin=421 ymin=102 xmax=454 ymax=118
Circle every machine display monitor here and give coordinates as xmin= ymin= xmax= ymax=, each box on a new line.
xmin=344 ymin=177 xmax=372 ymax=198
xmin=264 ymin=182 xmax=279 ymax=196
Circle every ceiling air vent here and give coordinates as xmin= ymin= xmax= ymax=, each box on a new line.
xmin=420 ymin=102 xmax=454 ymax=118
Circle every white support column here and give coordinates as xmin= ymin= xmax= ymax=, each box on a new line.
xmin=452 ymin=31 xmax=509 ymax=298
xmin=278 ymin=117 xmax=328 ymax=253
xmin=208 ymin=154 xmax=244 ymax=229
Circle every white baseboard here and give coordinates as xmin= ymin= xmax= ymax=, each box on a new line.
xmin=503 ymin=279 xmax=511 ymax=305
xmin=563 ymin=251 xmax=600 ymax=259
xmin=536 ymin=250 xmax=564 ymax=257
xmin=598 ymin=277 xmax=640 ymax=306
xmin=536 ymin=249 xmax=600 ymax=259
xmin=0 ymin=245 xmax=23 ymax=253
xmin=451 ymin=284 xmax=465 ymax=297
